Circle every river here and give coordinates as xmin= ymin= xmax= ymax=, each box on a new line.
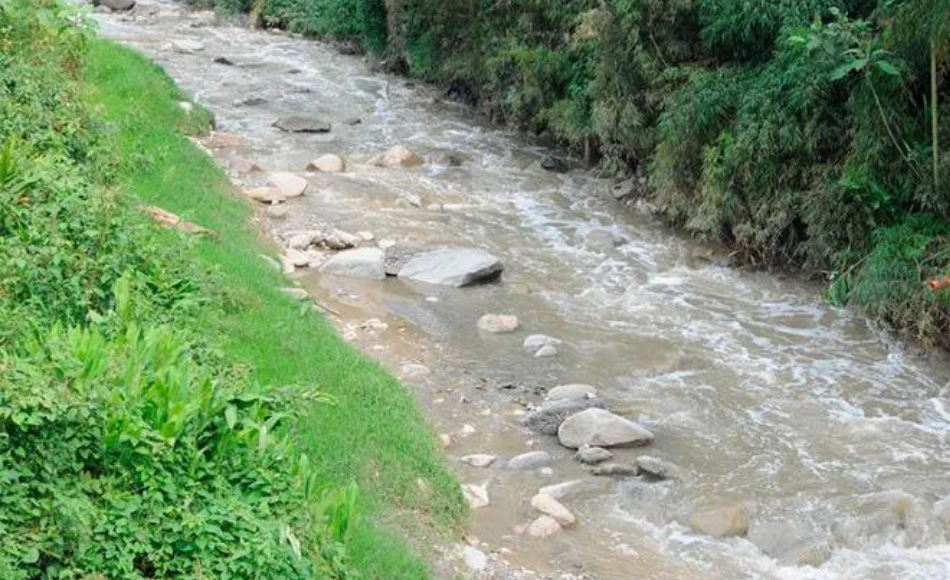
xmin=97 ymin=3 xmax=950 ymax=579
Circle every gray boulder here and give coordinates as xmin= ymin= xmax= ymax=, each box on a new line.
xmin=398 ymin=248 xmax=503 ymax=287
xmin=557 ymin=408 xmax=654 ymax=449
xmin=319 ymin=248 xmax=385 ymax=280
xmin=522 ymin=397 xmax=606 ymax=436
xmin=272 ymin=115 xmax=331 ymax=133
xmin=94 ymin=0 xmax=135 ymax=10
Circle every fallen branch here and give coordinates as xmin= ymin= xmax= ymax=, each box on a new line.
xmin=140 ymin=205 xmax=219 ymax=240
xmin=927 ymin=276 xmax=950 ymax=292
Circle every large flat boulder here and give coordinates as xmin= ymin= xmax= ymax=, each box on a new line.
xmin=398 ymin=248 xmax=503 ymax=287
xmin=319 ymin=248 xmax=385 ymax=280
xmin=557 ymin=408 xmax=654 ymax=449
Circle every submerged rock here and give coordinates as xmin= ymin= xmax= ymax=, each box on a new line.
xmin=575 ymin=446 xmax=613 ymax=465
xmin=506 ymin=450 xmax=553 ymax=470
xmin=318 ymin=248 xmax=385 ymax=279
xmin=749 ymin=521 xmax=831 ymax=567
xmin=477 ymin=314 xmax=520 ymax=334
xmin=636 ymin=455 xmax=685 ymax=481
xmin=307 ymin=153 xmax=346 ymax=173
xmin=372 ymin=145 xmax=424 ymax=168
xmin=689 ymin=501 xmax=750 ymax=538
xmin=522 ymin=334 xmax=561 ymax=355
xmin=557 ymin=408 xmax=654 ymax=449
xmin=527 ymin=515 xmax=561 ymax=538
xmin=540 ymin=155 xmax=568 ymax=173
xmin=398 ymin=248 xmax=503 ymax=287
xmin=272 ymin=115 xmax=331 ymax=133
xmin=534 ymin=344 xmax=558 ymax=358
xmin=539 ymin=478 xmax=614 ymax=501
xmin=530 ymin=493 xmax=576 ymax=527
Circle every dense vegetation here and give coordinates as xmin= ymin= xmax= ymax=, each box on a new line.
xmin=207 ymin=0 xmax=950 ymax=346
xmin=0 ymin=1 xmax=462 ymax=578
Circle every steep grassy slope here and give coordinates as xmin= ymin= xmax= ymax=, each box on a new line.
xmin=0 ymin=2 xmax=463 ymax=578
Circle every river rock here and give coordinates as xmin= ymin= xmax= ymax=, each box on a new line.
xmin=636 ymin=455 xmax=685 ymax=481
xmin=689 ymin=501 xmax=750 ymax=538
xmin=272 ymin=115 xmax=331 ymax=133
xmin=591 ymin=462 xmax=638 ymax=477
xmin=319 ymin=248 xmax=385 ymax=279
xmin=527 ymin=515 xmax=561 ymax=538
xmin=539 ymin=478 xmax=614 ymax=501
xmin=462 ymin=483 xmax=490 ymax=509
xmin=286 ymin=231 xmax=317 ymax=250
xmin=398 ymin=248 xmax=503 ymax=287
xmin=522 ymin=397 xmax=606 ymax=436
xmin=575 ymin=446 xmax=613 ymax=465
xmin=307 ymin=153 xmax=346 ymax=173
xmin=93 ymin=0 xmax=135 ymax=10
xmin=213 ymin=56 xmax=235 ymax=65
xmin=535 ymin=345 xmax=558 ymax=357
xmin=522 ymin=334 xmax=561 ymax=355
xmin=557 ymin=408 xmax=654 ymax=449
xmin=245 ymin=187 xmax=284 ymax=204
xmin=530 ymin=493 xmax=576 ymax=527
xmin=268 ymin=172 xmax=308 ymax=198
xmin=749 ymin=521 xmax=831 ymax=567
xmin=477 ymin=314 xmax=520 ymax=334
xmin=540 ymin=155 xmax=568 ymax=173
xmin=400 ymin=363 xmax=430 ymax=378
xmin=506 ymin=451 xmax=553 ymax=470
xmin=172 ymin=39 xmax=205 ymax=54
xmin=373 ymin=145 xmax=424 ymax=168
xmin=460 ymin=454 xmax=497 ymax=468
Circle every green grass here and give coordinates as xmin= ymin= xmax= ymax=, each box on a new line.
xmin=82 ymin=39 xmax=465 ymax=579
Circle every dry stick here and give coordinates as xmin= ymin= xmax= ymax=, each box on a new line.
xmin=932 ymin=41 xmax=940 ymax=192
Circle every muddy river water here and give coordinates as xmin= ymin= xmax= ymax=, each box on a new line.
xmin=97 ymin=3 xmax=950 ymax=579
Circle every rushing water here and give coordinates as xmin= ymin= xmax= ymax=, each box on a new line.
xmin=98 ymin=3 xmax=950 ymax=579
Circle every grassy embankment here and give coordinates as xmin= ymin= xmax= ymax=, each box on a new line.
xmin=0 ymin=2 xmax=462 ymax=578
xmin=205 ymin=0 xmax=950 ymax=348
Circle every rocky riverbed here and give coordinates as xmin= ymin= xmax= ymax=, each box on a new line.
xmin=96 ymin=3 xmax=950 ymax=579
